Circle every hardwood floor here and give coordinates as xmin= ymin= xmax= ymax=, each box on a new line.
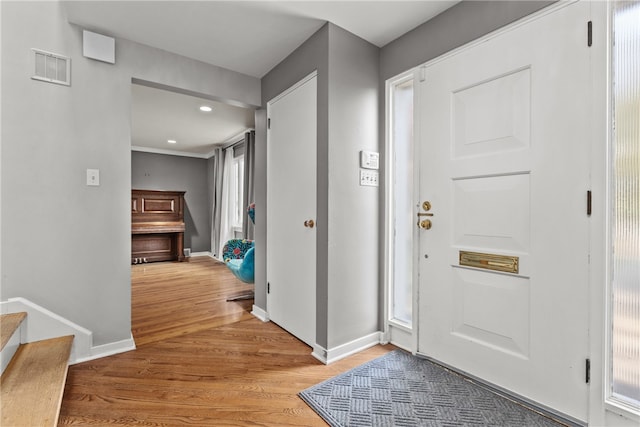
xmin=59 ymin=256 xmax=394 ymax=426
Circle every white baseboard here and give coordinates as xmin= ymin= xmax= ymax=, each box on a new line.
xmin=311 ymin=345 xmax=328 ymax=364
xmin=312 ymin=331 xmax=384 ymax=365
xmin=1 ymin=297 xmax=136 ymax=364
xmin=251 ymin=305 xmax=269 ymax=322
xmin=72 ymin=333 xmax=136 ymax=364
xmin=1 ymin=297 xmax=93 ymax=363
xmin=189 ymin=251 xmax=214 ymax=258
xmin=388 ymin=323 xmax=413 ymax=352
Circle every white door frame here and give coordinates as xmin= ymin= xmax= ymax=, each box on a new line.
xmin=589 ymin=2 xmax=639 ymax=425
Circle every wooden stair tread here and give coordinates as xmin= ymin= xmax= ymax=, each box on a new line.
xmin=0 ymin=312 xmax=27 ymax=351
xmin=1 ymin=335 xmax=74 ymax=427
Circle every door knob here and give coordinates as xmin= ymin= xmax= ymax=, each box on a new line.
xmin=304 ymin=219 xmax=315 ymax=228
xmin=418 ymin=219 xmax=432 ymax=230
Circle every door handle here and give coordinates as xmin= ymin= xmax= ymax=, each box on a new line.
xmin=304 ymin=219 xmax=315 ymax=228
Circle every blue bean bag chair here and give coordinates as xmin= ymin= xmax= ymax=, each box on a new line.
xmin=223 ymin=239 xmax=255 ymax=283
xmin=222 ymin=203 xmax=256 ymax=300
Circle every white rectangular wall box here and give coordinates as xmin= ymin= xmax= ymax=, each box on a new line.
xmin=83 ymin=30 xmax=115 ymax=64
xmin=360 ymin=150 xmax=379 ymax=169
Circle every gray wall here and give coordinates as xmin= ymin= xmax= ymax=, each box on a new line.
xmin=131 ymin=151 xmax=210 ymax=253
xmin=260 ymin=23 xmax=379 ymax=351
xmin=1 ymin=0 xmax=556 ymax=350
xmin=260 ymin=24 xmax=330 ymax=346
xmin=253 ymin=109 xmax=269 ymax=310
xmin=380 ymin=1 xmax=554 ymax=81
xmin=326 ymin=25 xmax=380 ymax=348
xmin=1 ymin=1 xmax=260 ymax=345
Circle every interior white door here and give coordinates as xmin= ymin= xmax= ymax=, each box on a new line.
xmin=267 ymin=74 xmax=317 ymax=348
xmin=416 ymin=2 xmax=591 ymax=421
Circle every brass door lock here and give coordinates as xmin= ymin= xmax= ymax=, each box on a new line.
xmin=417 ymin=201 xmax=433 ymax=229
xmin=418 ymin=219 xmax=432 ymax=230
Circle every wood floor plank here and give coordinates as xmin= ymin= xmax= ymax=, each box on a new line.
xmin=0 ymin=312 xmax=26 ymax=351
xmin=1 ymin=335 xmax=73 ymax=427
xmin=59 ymin=256 xmax=394 ymax=426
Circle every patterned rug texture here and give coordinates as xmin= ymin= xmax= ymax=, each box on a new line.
xmin=299 ymin=350 xmax=564 ymax=427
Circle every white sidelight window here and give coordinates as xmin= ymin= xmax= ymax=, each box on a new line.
xmin=388 ymin=75 xmax=415 ymax=326
xmin=609 ymin=0 xmax=640 ymax=414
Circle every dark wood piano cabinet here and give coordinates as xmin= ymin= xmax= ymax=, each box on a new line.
xmin=131 ymin=189 xmax=186 ymax=264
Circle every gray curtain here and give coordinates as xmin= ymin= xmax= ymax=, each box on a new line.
xmin=210 ymin=147 xmax=225 ymax=257
xmin=242 ymin=130 xmax=255 ymax=240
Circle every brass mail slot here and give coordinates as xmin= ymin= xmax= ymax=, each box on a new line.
xmin=459 ymin=251 xmax=519 ymax=274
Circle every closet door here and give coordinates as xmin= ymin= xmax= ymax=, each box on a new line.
xmin=267 ymin=73 xmax=317 ymax=347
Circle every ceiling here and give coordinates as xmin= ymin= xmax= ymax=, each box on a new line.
xmin=131 ymin=84 xmax=255 ymax=157
xmin=63 ymin=1 xmax=460 ymax=156
xmin=63 ymin=1 xmax=460 ymax=78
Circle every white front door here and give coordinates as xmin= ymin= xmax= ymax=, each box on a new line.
xmin=266 ymin=73 xmax=317 ymax=348
xmin=417 ymin=2 xmax=591 ymax=421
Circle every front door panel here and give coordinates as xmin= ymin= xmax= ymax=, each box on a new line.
xmin=417 ymin=2 xmax=590 ymax=421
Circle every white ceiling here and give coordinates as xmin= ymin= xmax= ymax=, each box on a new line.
xmin=64 ymin=1 xmax=460 ymax=156
xmin=131 ymin=84 xmax=255 ymax=157
xmin=63 ymin=1 xmax=460 ymax=78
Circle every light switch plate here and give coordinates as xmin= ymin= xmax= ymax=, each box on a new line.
xmin=360 ymin=169 xmax=379 ymax=187
xmin=86 ymin=169 xmax=100 ymax=186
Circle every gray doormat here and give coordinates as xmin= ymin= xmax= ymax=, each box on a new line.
xmin=299 ymin=350 xmax=565 ymax=427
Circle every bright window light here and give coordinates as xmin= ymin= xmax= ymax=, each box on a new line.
xmin=609 ymin=0 xmax=640 ymax=413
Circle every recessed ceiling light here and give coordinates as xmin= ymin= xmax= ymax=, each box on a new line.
xmin=199 ymin=105 xmax=212 ymax=112
xmin=167 ymin=139 xmax=177 ymax=144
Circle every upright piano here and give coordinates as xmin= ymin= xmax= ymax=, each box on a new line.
xmin=131 ymin=189 xmax=186 ymax=264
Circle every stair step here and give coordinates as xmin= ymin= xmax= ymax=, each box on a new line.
xmin=1 ymin=335 xmax=74 ymax=427
xmin=0 ymin=312 xmax=27 ymax=351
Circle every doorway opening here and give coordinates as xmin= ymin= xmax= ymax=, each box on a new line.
xmin=129 ymin=80 xmax=255 ymax=261
xmin=128 ymin=80 xmax=256 ymax=342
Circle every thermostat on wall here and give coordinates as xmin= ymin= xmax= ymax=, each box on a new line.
xmin=360 ymin=150 xmax=379 ymax=170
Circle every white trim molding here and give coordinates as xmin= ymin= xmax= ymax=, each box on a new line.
xmin=312 ymin=332 xmax=384 ymax=365
xmin=1 ymin=297 xmax=93 ymax=363
xmin=0 ymin=297 xmax=136 ymax=364
xmin=189 ymin=251 xmax=215 ymax=258
xmin=251 ymin=305 xmax=269 ymax=322
xmin=73 ymin=334 xmax=136 ymax=365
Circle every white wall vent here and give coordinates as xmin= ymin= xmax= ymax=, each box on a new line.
xmin=31 ymin=48 xmax=71 ymax=86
